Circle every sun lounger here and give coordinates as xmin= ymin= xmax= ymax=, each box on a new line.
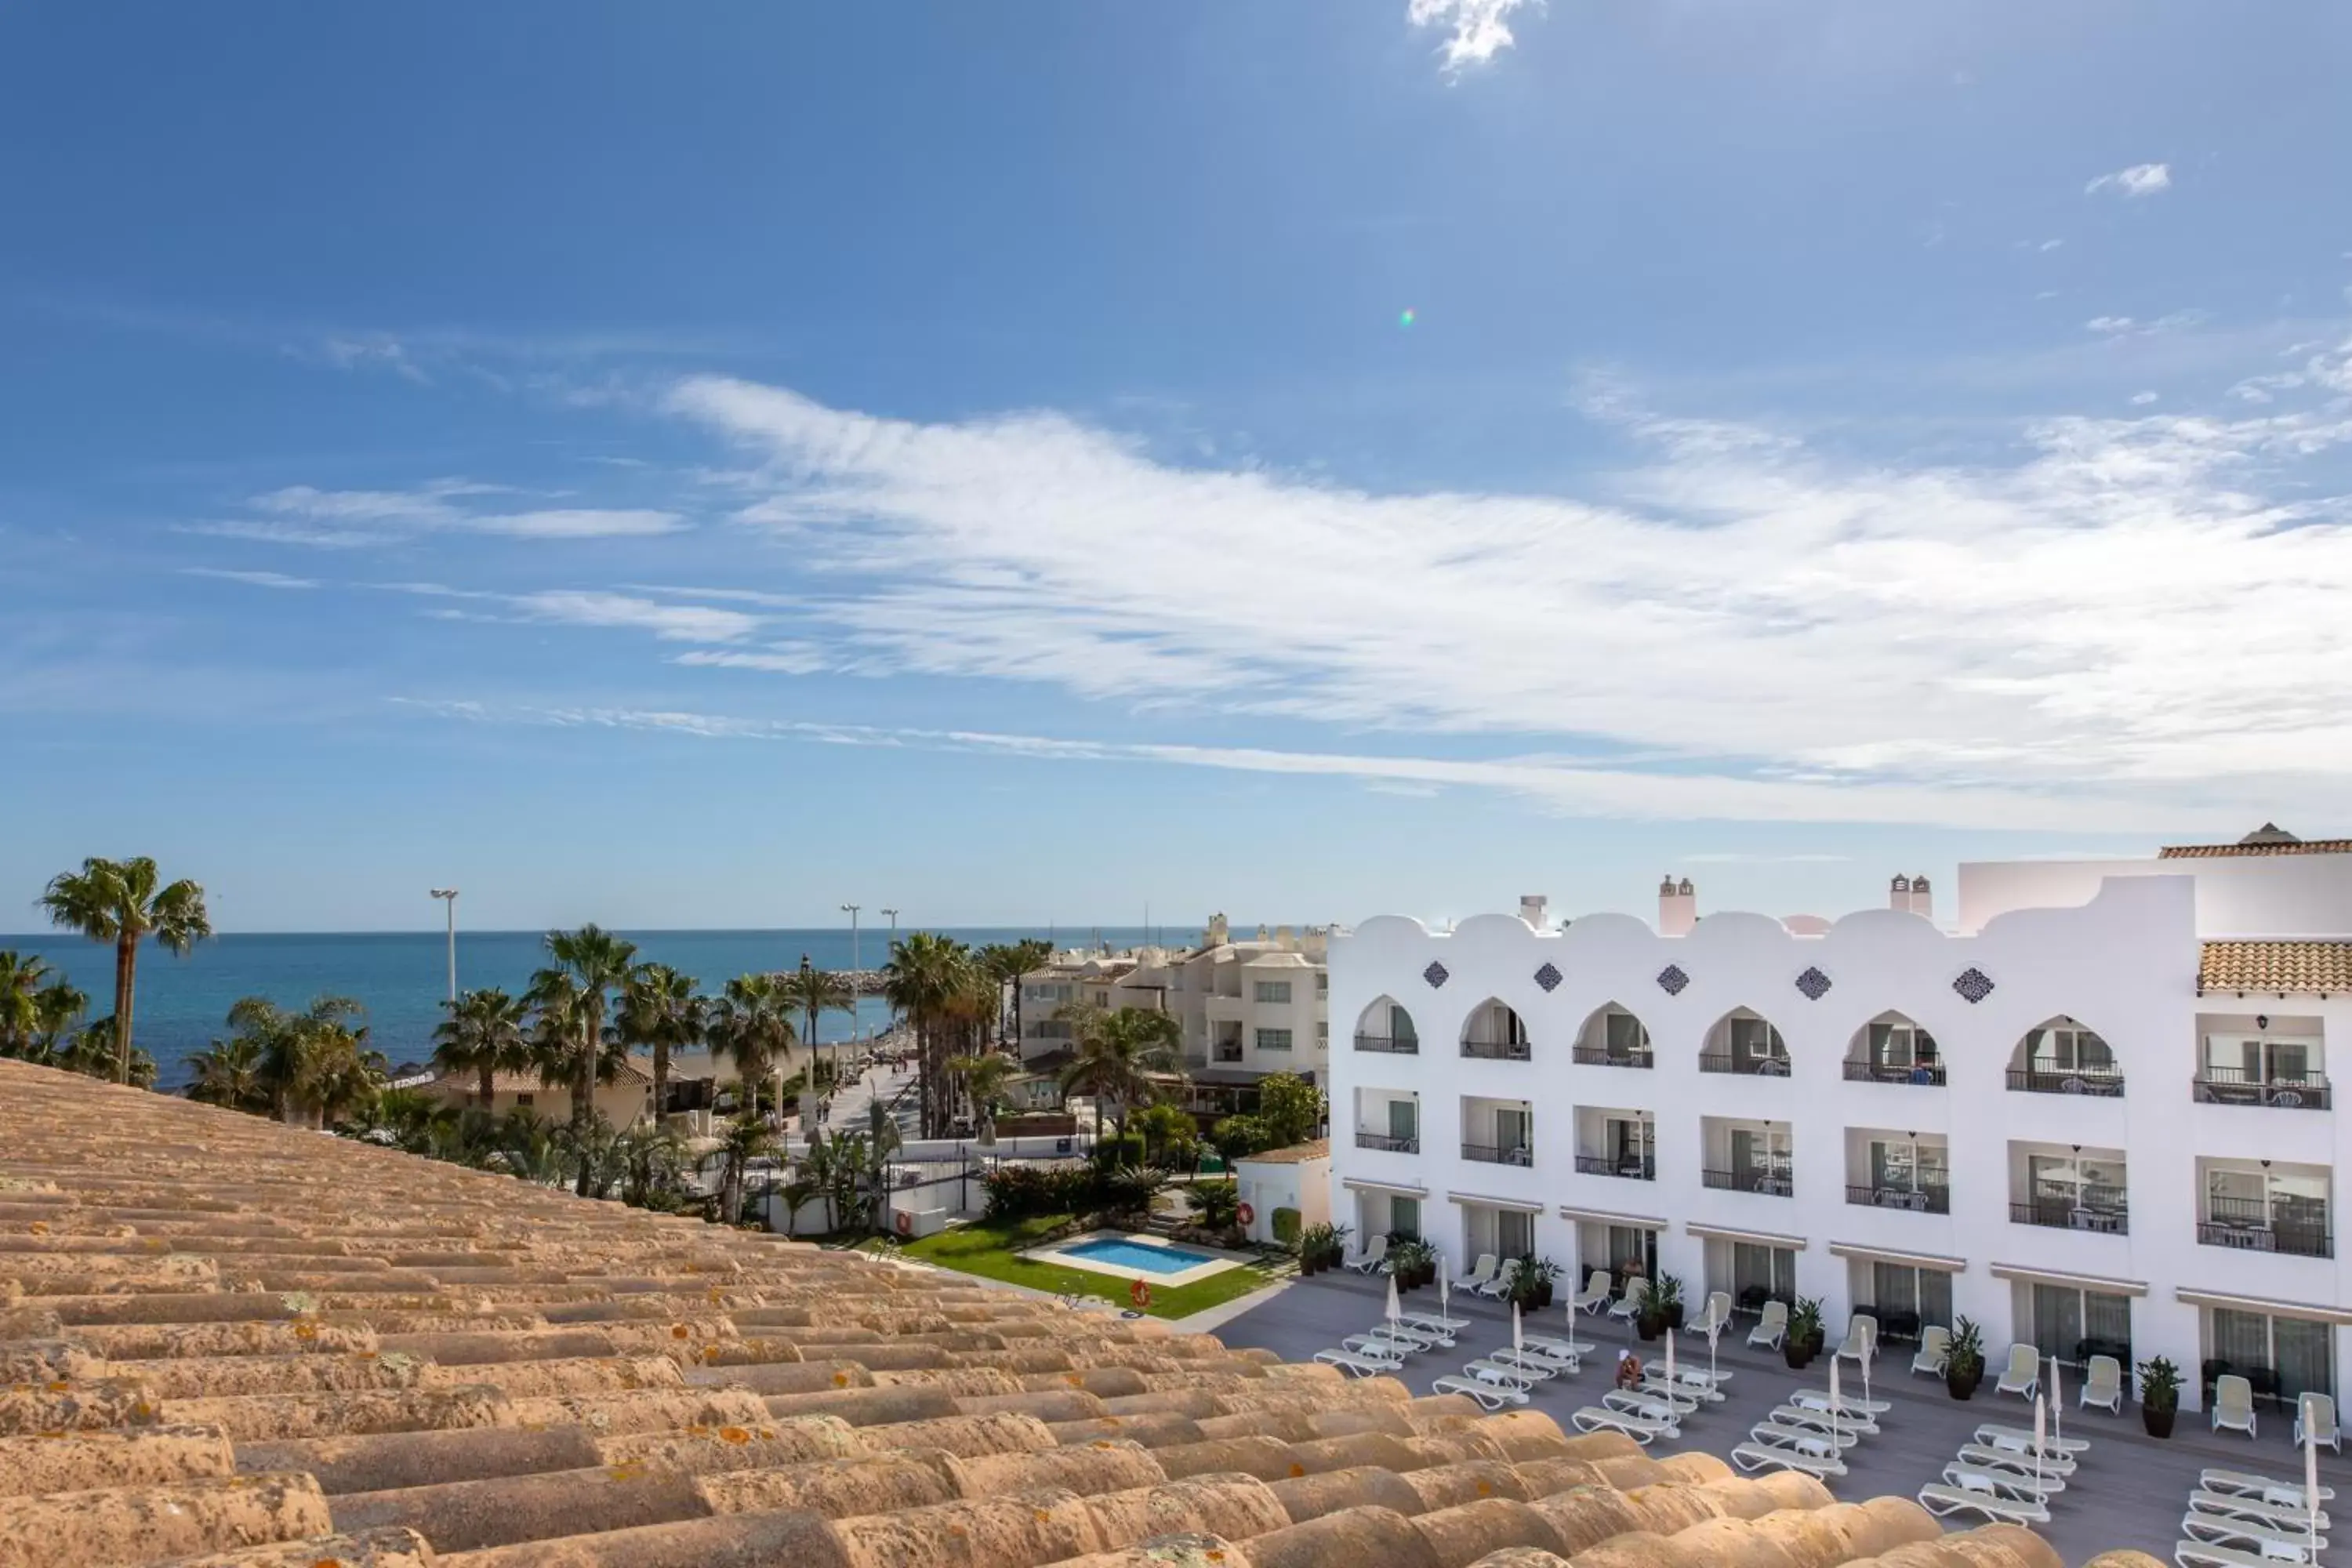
xmin=2201 ymin=1470 xmax=2333 ymax=1505
xmin=1994 ymin=1342 xmax=2040 ymax=1401
xmin=1917 ymin=1476 xmax=2051 ymax=1526
xmin=2213 ymin=1374 xmax=2259 ymax=1439
xmin=1633 ymin=1374 xmax=1702 ymax=1413
xmin=1345 ymin=1330 xmax=1426 ymax=1358
xmin=1453 ymin=1253 xmax=1498 ymax=1293
xmin=2190 ymin=1491 xmax=2332 ymax=1534
xmin=1313 ymin=1347 xmax=1402 ymax=1377
xmin=2172 ymin=1541 xmax=2323 ymax=1568
xmin=1607 ymin=1279 xmax=1650 ymax=1325
xmin=1508 ymin=1339 xmax=1582 ymax=1372
xmin=1461 ymin=1358 xmax=1540 ymax=1390
xmin=1911 ymin=1325 xmax=1951 ymax=1377
xmin=1790 ymin=1387 xmax=1887 ymax=1422
xmin=2296 ymin=1393 xmax=2339 ymax=1454
xmin=1733 ymin=1427 xmax=1848 ymax=1479
xmin=1523 ymin=1329 xmax=1595 ymax=1359
xmin=1958 ymin=1440 xmax=2076 ymax=1479
xmin=1974 ymin=1421 xmax=2089 ymax=1455
xmin=1646 ymin=1364 xmax=1727 ymax=1403
xmin=1485 ymin=1346 xmax=1566 ymax=1379
xmin=1747 ymin=1298 xmax=1788 ymax=1350
xmin=2182 ymin=1513 xmax=2326 ymax=1556
xmin=2079 ymin=1353 xmax=2125 ymax=1414
xmin=1686 ymin=1290 xmax=1733 ymax=1340
xmin=1571 ymin=1269 xmax=1613 ymax=1316
xmin=1760 ymin=1406 xmax=1862 ymax=1448
xmin=1399 ymin=1310 xmax=1468 ymax=1338
xmin=1944 ymin=1461 xmax=2064 ymax=1499
xmin=1365 ymin=1321 xmax=1448 ymax=1349
xmin=1433 ymin=1374 xmax=1527 ymax=1411
xmin=1572 ymin=1403 xmax=1675 ymax=1443
xmin=1342 ymin=1235 xmax=1388 ymax=1275
xmin=1475 ymin=1259 xmax=1523 ymax=1299
xmin=1834 ymin=1312 xmax=1878 ymax=1367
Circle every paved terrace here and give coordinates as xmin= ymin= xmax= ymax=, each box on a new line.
xmin=1217 ymin=1267 xmax=2352 ymax=1565
xmin=0 ymin=1054 xmax=2172 ymax=1568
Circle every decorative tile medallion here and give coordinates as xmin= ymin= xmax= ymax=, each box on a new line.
xmin=1795 ymin=966 xmax=1832 ymax=1001
xmin=1534 ymin=961 xmax=1563 ymax=993
xmin=1951 ymin=967 xmax=1995 ymax=1004
xmin=1656 ymin=964 xmax=1690 ymax=996
xmin=1422 ymin=960 xmax=1450 ymax=989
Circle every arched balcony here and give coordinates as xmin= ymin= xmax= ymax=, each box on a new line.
xmin=2009 ymin=1016 xmax=2122 ymax=1097
xmin=1352 ymin=996 xmax=1420 ymax=1055
xmin=1571 ymin=1004 xmax=1653 ymax=1069
xmin=1698 ymin=1008 xmax=1790 ymax=1076
xmin=1843 ymin=1011 xmax=1944 ymax=1087
xmin=1461 ymin=998 xmax=1531 ymax=1062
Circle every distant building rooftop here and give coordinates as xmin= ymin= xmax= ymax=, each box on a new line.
xmin=2161 ymin=822 xmax=2352 ymax=858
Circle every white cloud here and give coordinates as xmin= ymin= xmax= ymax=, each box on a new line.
xmin=217 ymin=481 xmax=685 ymax=546
xmin=380 ymin=583 xmax=757 ymax=644
xmin=2039 ymin=239 xmax=2064 ymax=252
xmin=2085 ymin=162 xmax=2172 ymax=198
xmin=2085 ymin=316 xmax=2136 ymax=334
xmin=1406 ymin=0 xmax=1540 ymax=74
xmin=672 ymin=647 xmax=830 ymax=673
xmin=178 ymin=567 xmax=318 ymax=590
xmin=2129 ymin=391 xmax=2159 ymax=405
xmin=656 ymin=361 xmax=2352 ymax=831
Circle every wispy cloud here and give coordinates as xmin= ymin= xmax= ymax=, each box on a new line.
xmin=1406 ymin=0 xmax=1540 ymax=74
xmin=178 ymin=567 xmax=318 ymax=590
xmin=2085 ymin=162 xmax=2172 ymax=198
xmin=2130 ymin=390 xmax=2160 ymax=405
xmin=381 ymin=584 xmax=757 ymax=643
xmin=189 ymin=481 xmax=688 ymax=547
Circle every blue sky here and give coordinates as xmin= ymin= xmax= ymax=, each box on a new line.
xmin=6 ymin=2 xmax=2350 ymax=933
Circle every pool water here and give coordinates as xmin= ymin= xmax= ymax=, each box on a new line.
xmin=1064 ymin=1238 xmax=1218 ymax=1274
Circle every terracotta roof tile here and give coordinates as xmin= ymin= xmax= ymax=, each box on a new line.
xmin=1239 ymin=1140 xmax=1330 ymax=1165
xmin=2199 ymin=940 xmax=2352 ymax=994
xmin=2160 ymin=838 xmax=2352 ymax=858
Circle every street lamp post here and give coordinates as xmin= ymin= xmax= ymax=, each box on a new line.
xmin=429 ymin=889 xmax=459 ymax=1005
xmin=840 ymin=904 xmax=862 ymax=974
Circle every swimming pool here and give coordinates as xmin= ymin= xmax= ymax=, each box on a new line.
xmin=1063 ymin=1237 xmax=1218 ymax=1275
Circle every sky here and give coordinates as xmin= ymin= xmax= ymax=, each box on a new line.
xmin=5 ymin=2 xmax=2351 ymax=934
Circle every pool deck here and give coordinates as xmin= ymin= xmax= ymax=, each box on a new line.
xmin=1213 ymin=1267 xmax=2351 ymax=1566
xmin=1018 ymin=1229 xmax=1251 ymax=1288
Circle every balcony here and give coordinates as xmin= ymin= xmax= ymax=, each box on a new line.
xmin=1353 ymin=1033 xmax=1419 ymax=1054
xmin=2199 ymin=1196 xmax=2332 ymax=1258
xmin=1704 ymin=1167 xmax=1793 ymax=1197
xmin=1575 ymin=1152 xmax=1654 ymax=1181
xmin=1573 ymin=1044 xmax=1653 ymax=1069
xmin=1355 ymin=1131 xmax=1420 ymax=1155
xmin=1700 ymin=1051 xmax=1790 ymax=1076
xmin=2193 ymin=1068 xmax=2331 ymax=1110
xmin=1461 ymin=1037 xmax=1531 ymax=1062
xmin=1846 ymin=1183 xmax=1951 ymax=1215
xmin=2008 ymin=1067 xmax=2125 ymax=1097
xmin=1844 ymin=1060 xmax=1946 ymax=1087
xmin=1462 ymin=1142 xmax=1533 ymax=1167
xmin=2009 ymin=1192 xmax=2129 ymax=1235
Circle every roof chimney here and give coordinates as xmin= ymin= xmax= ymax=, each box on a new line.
xmin=1889 ymin=873 xmax=1911 ymax=912
xmin=1519 ymin=895 xmax=1548 ymax=928
xmin=1659 ymin=875 xmax=1697 ymax=937
xmin=1907 ymin=874 xmax=1932 ymax=920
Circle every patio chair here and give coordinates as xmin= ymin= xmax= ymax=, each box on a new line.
xmin=1746 ymin=1298 xmax=1788 ymax=1350
xmin=1733 ymin=1426 xmax=1847 ymax=1479
xmin=1475 ymin=1258 xmax=1523 ymax=1299
xmin=1607 ymin=1278 xmax=1650 ymax=1325
xmin=1341 ymin=1234 xmax=1388 ymax=1275
xmin=1453 ymin=1253 xmax=1498 ymax=1294
xmin=1834 ymin=1312 xmax=1878 ymax=1367
xmin=1571 ymin=1269 xmax=1613 ymax=1316
xmin=1911 ymin=1325 xmax=1951 ymax=1378
xmin=1432 ymin=1374 xmax=1528 ymax=1411
xmin=2212 ymin=1374 xmax=2259 ymax=1439
xmin=2297 ymin=1392 xmax=2340 ymax=1454
xmin=1685 ymin=1290 xmax=1733 ymax=1339
xmin=2078 ymin=1353 xmax=2124 ymax=1414
xmin=1993 ymin=1342 xmax=2040 ymax=1401
xmin=1916 ymin=1472 xmax=2051 ymax=1527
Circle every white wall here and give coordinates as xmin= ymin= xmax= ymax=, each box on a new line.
xmin=1236 ymin=1153 xmax=1330 ymax=1246
xmin=1959 ymin=852 xmax=2352 ymax=937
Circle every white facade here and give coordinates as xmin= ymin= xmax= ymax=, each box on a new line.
xmin=1329 ymin=842 xmax=2352 ymax=1411
xmin=1234 ymin=1139 xmax=1332 ymax=1248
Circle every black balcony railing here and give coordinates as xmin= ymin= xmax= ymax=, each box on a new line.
xmin=1355 ymin=1131 xmax=1418 ymax=1154
xmin=2008 ymin=1066 xmax=2124 ymax=1097
xmin=1461 ymin=1142 xmax=1533 ymax=1167
xmin=1703 ymin=1167 xmax=1794 ymax=1196
xmin=2194 ymin=1068 xmax=2331 ymax=1110
xmin=1846 ymin=1183 xmax=1951 ymax=1214
xmin=1354 ymin=1033 xmax=1420 ymax=1054
xmin=1700 ymin=1051 xmax=1792 ymax=1076
xmin=1577 ymin=1152 xmax=1654 ymax=1180
xmin=2010 ymin=1195 xmax=2129 ymax=1234
xmin=2200 ymin=1196 xmax=2332 ymax=1258
xmin=1461 ymin=1038 xmax=1532 ymax=1062
xmin=1844 ymin=1059 xmax=1946 ymax=1086
xmin=1572 ymin=1045 xmax=1653 ymax=1069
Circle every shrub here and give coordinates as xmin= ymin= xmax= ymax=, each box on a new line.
xmin=1210 ymin=1114 xmax=1272 ymax=1161
xmin=981 ymin=1160 xmax=1167 ymax=1223
xmin=1271 ymin=1207 xmax=1301 ymax=1247
xmin=1192 ymin=1179 xmax=1241 ymax=1230
xmin=1091 ymin=1131 xmax=1148 ymax=1171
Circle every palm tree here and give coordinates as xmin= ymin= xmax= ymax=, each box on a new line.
xmin=29 ymin=978 xmax=89 ymax=1065
xmin=530 ymin=924 xmax=639 ymax=1134
xmin=883 ymin=932 xmax=978 ymax=1138
xmin=777 ymin=959 xmax=856 ymax=1094
xmin=1055 ymin=1003 xmax=1184 ymax=1139
xmin=615 ymin=1121 xmax=685 ymax=1209
xmin=704 ymin=1112 xmax=778 ymax=1225
xmin=946 ymin=1051 xmax=1018 ymax=1135
xmin=38 ymin=856 xmax=212 ymax=1083
xmin=432 ymin=989 xmax=532 ymax=1109
xmin=184 ymin=1036 xmax=267 ymax=1112
xmin=226 ymin=995 xmax=379 ymax=1127
xmin=616 ymin=963 xmax=705 ymax=1124
xmin=707 ymin=972 xmax=797 ymax=1119
xmin=979 ymin=939 xmax=1051 ymax=1052
xmin=0 ymin=951 xmax=56 ymax=1059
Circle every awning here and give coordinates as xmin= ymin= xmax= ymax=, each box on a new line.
xmin=1829 ymin=1241 xmax=1966 ymax=1273
xmin=1559 ymin=1204 xmax=1664 ymax=1230
xmin=1342 ymin=1176 xmax=1428 ymax=1198
xmin=2176 ymin=1287 xmax=2352 ymax=1329
xmin=1686 ymin=1221 xmax=1809 ymax=1250
xmin=1987 ymin=1261 xmax=2148 ymax=1297
xmin=1449 ymin=1190 xmax=1545 ymax=1214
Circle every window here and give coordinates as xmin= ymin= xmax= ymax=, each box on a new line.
xmin=2210 ymin=1308 xmax=2335 ymax=1406
xmin=1255 ymin=1028 xmax=1293 ymax=1051
xmin=2031 ymin=1025 xmax=2114 ymax=1074
xmin=1607 ymin=1225 xmax=1656 ymax=1281
xmin=1606 ymin=1011 xmax=1649 ymax=1056
xmin=1254 ymin=981 xmax=1293 ymax=1004
xmin=1316 ymin=1021 xmax=1329 ymax=1044
xmin=1868 ymin=1263 xmax=1953 ymax=1331
xmin=1868 ymin=1019 xmax=1938 ymax=1066
xmin=1388 ymin=1004 xmax=1419 ymax=1045
xmin=1387 ymin=1099 xmax=1417 ymax=1143
xmin=1388 ymin=1196 xmax=1421 ymax=1241
xmin=1316 ymin=973 xmax=1329 ymax=995
xmin=2027 ymin=1283 xmax=2132 ymax=1368
xmin=514 ymin=1092 xmax=534 ymax=1109
xmin=1732 ymin=1243 xmax=1796 ymax=1309
xmin=1498 ymin=1209 xmax=1535 ymax=1257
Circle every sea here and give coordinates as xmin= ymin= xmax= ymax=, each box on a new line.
xmin=0 ymin=926 xmax=1166 ymax=1091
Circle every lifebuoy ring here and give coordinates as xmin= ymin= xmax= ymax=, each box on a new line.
xmin=894 ymin=1210 xmax=913 ymax=1237
xmin=1130 ymin=1278 xmax=1152 ymax=1309
xmin=1236 ymin=1203 xmax=1255 ymax=1227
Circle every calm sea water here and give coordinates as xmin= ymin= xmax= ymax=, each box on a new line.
xmin=0 ymin=926 xmax=1163 ymax=1091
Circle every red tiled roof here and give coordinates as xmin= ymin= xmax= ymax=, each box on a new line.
xmin=2161 ymin=840 xmax=2352 ymax=858
xmin=2200 ymin=941 xmax=2352 ymax=995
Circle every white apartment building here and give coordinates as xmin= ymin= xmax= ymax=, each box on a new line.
xmin=1018 ymin=916 xmax=1330 ymax=1093
xmin=1329 ymin=829 xmax=2352 ymax=1412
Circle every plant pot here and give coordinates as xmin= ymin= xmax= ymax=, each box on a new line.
xmin=1945 ymin=1364 xmax=1982 ymax=1401
xmin=1636 ymin=1314 xmax=1663 ymax=1343
xmin=1783 ymin=1341 xmax=1810 ymax=1370
xmin=1664 ymin=1304 xmax=1685 ymax=1332
xmin=2142 ymin=1403 xmax=2176 ymax=1439
xmin=1534 ymin=1283 xmax=1554 ymax=1311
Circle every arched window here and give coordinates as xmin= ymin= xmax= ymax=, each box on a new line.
xmin=1700 ymin=1008 xmax=1790 ymax=1076
xmin=1352 ymin=996 xmax=1419 ymax=1055
xmin=1573 ymin=1004 xmax=1653 ymax=1069
xmin=1845 ymin=1011 xmax=1944 ymax=1087
xmin=1461 ymin=998 xmax=1530 ymax=1061
xmin=2011 ymin=1017 xmax=2122 ymax=1096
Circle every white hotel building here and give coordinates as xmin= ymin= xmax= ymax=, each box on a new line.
xmin=1328 ymin=827 xmax=2352 ymax=1411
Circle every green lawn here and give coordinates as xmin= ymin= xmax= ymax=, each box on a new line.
xmin=861 ymin=1214 xmax=1290 ymax=1319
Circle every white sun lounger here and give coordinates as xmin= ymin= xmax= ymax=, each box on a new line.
xmin=1958 ymin=1441 xmax=2076 ymax=1479
xmin=1461 ymin=1358 xmax=1540 ymax=1390
xmin=1789 ymin=1388 xmax=1884 ymax=1429
xmin=2191 ymin=1488 xmax=2333 ymax=1530
xmin=1484 ymin=1347 xmax=1566 ymax=1380
xmin=1607 ymin=1279 xmax=1650 ymax=1324
xmin=1345 ymin=1332 xmax=1424 ymax=1359
xmin=1994 ymin=1342 xmax=2040 ymax=1402
xmin=1732 ymin=1428 xmax=1847 ymax=1479
xmin=2182 ymin=1513 xmax=2327 ymax=1557
xmin=1975 ymin=1421 xmax=2090 ymax=1455
xmin=2201 ymin=1470 xmax=2334 ymax=1505
xmin=1911 ymin=1325 xmax=1951 ymax=1377
xmin=1433 ymin=1374 xmax=1528 ymax=1411
xmin=1944 ymin=1461 xmax=2064 ymax=1499
xmin=1453 ymin=1253 xmax=1498 ymax=1293
xmin=1475 ymin=1260 xmax=1523 ymax=1300
xmin=1399 ymin=1310 xmax=1468 ymax=1338
xmin=1759 ymin=1408 xmax=1862 ymax=1449
xmin=1917 ymin=1476 xmax=2051 ymax=1526
xmin=1523 ymin=1330 xmax=1595 ymax=1360
xmin=1572 ymin=1403 xmax=1676 ymax=1444
xmin=1313 ymin=1347 xmax=1402 ymax=1377
xmin=1505 ymin=1340 xmax=1581 ymax=1372
xmin=1363 ymin=1321 xmax=1447 ymax=1351
xmin=1747 ymin=1298 xmax=1788 ymax=1349
xmin=1342 ymin=1235 xmax=1388 ymax=1275
xmin=1633 ymin=1375 xmax=1702 ymax=1414
xmin=2174 ymin=1537 xmax=2323 ymax=1568
xmin=1570 ymin=1269 xmax=1613 ymax=1316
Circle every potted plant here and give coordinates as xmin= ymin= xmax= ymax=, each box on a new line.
xmin=1652 ymin=1272 xmax=1686 ymax=1333
xmin=1784 ymin=1297 xmax=1823 ymax=1370
xmin=1528 ymin=1256 xmax=1561 ymax=1311
xmin=1295 ymin=1221 xmax=1334 ymax=1275
xmin=1944 ymin=1315 xmax=1986 ymax=1401
xmin=1387 ymin=1237 xmax=1435 ymax=1291
xmin=2138 ymin=1356 xmax=2180 ymax=1439
xmin=1323 ymin=1223 xmax=1352 ymax=1274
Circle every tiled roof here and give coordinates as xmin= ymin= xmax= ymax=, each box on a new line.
xmin=1237 ymin=1140 xmax=1330 ymax=1166
xmin=2160 ymin=826 xmax=2352 ymax=858
xmin=2199 ymin=940 xmax=2352 ymax=995
xmin=0 ymin=1058 xmax=2105 ymax=1568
